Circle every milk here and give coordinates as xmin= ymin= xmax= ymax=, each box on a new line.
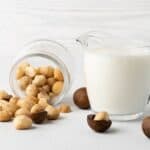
xmin=84 ymin=49 xmax=150 ymax=115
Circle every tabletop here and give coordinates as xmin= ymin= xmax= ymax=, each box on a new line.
xmin=0 ymin=0 xmax=150 ymax=150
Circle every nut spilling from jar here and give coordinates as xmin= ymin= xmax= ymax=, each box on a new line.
xmin=16 ymin=62 xmax=64 ymax=104
xmin=0 ymin=90 xmax=71 ymax=130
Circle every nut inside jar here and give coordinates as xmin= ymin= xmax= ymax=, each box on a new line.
xmin=15 ymin=61 xmax=64 ymax=105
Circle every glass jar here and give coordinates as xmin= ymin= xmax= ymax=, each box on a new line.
xmin=77 ymin=30 xmax=150 ymax=121
xmin=9 ymin=39 xmax=73 ymax=105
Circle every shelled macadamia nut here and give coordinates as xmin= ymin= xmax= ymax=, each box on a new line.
xmin=9 ymin=96 xmax=19 ymax=105
xmin=0 ymin=106 xmax=2 ymax=111
xmin=39 ymin=85 xmax=50 ymax=93
xmin=37 ymin=91 xmax=50 ymax=101
xmin=3 ymin=103 xmax=18 ymax=116
xmin=0 ymin=99 xmax=17 ymax=115
xmin=36 ymin=67 xmax=40 ymax=74
xmin=25 ymin=66 xmax=37 ymax=78
xmin=0 ymin=99 xmax=9 ymax=107
xmin=52 ymin=81 xmax=63 ymax=94
xmin=24 ymin=96 xmax=38 ymax=104
xmin=0 ymin=90 xmax=12 ymax=101
xmin=17 ymin=99 xmax=34 ymax=110
xmin=58 ymin=103 xmax=71 ymax=113
xmin=45 ymin=106 xmax=60 ymax=120
xmin=18 ymin=62 xmax=30 ymax=71
xmin=32 ymin=75 xmax=46 ymax=86
xmin=0 ymin=110 xmax=12 ymax=122
xmin=24 ymin=98 xmax=37 ymax=107
xmin=47 ymin=77 xmax=55 ymax=88
xmin=38 ymin=98 xmax=49 ymax=109
xmin=94 ymin=112 xmax=109 ymax=121
xmin=15 ymin=108 xmax=30 ymax=117
xmin=16 ymin=68 xmax=25 ymax=80
xmin=54 ymin=68 xmax=64 ymax=81
xmin=13 ymin=115 xmax=32 ymax=130
xmin=16 ymin=62 xmax=30 ymax=80
xmin=26 ymin=84 xmax=38 ymax=97
xmin=15 ymin=62 xmax=65 ymax=106
xmin=18 ymin=76 xmax=32 ymax=90
xmin=39 ymin=66 xmax=53 ymax=77
xmin=31 ymin=104 xmax=44 ymax=113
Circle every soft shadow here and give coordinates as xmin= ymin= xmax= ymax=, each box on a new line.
xmin=16 ymin=126 xmax=37 ymax=131
xmin=42 ymin=116 xmax=65 ymax=124
xmin=106 ymin=127 xmax=121 ymax=134
xmin=112 ymin=117 xmax=142 ymax=123
xmin=30 ymin=126 xmax=37 ymax=130
xmin=42 ymin=119 xmax=51 ymax=124
xmin=57 ymin=116 xmax=66 ymax=120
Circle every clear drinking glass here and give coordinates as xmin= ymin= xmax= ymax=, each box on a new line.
xmin=77 ymin=30 xmax=150 ymax=121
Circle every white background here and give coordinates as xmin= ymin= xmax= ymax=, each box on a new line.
xmin=0 ymin=0 xmax=150 ymax=150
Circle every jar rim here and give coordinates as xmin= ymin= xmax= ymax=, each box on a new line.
xmin=23 ymin=39 xmax=70 ymax=53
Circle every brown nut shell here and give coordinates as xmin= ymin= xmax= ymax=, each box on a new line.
xmin=31 ymin=111 xmax=47 ymax=124
xmin=73 ymin=87 xmax=90 ymax=109
xmin=142 ymin=116 xmax=150 ymax=138
xmin=87 ymin=114 xmax=112 ymax=132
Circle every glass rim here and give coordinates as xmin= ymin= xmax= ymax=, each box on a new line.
xmin=77 ymin=30 xmax=150 ymax=48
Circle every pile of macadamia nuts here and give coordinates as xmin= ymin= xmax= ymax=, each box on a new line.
xmin=16 ymin=62 xmax=64 ymax=103
xmin=0 ymin=89 xmax=71 ymax=130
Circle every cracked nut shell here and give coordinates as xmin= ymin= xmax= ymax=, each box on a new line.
xmin=142 ymin=116 xmax=150 ymax=138
xmin=73 ymin=87 xmax=90 ymax=109
xmin=31 ymin=111 xmax=47 ymax=124
xmin=87 ymin=114 xmax=112 ymax=132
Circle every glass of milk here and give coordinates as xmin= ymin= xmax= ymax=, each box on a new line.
xmin=77 ymin=31 xmax=150 ymax=121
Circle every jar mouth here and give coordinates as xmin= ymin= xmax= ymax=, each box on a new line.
xmin=9 ymin=49 xmax=71 ymax=105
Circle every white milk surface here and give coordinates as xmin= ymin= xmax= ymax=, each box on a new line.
xmin=84 ymin=48 xmax=150 ymax=114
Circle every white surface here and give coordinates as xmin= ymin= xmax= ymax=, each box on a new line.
xmin=0 ymin=0 xmax=149 ymax=150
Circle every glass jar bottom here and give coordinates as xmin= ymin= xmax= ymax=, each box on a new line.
xmin=91 ymin=108 xmax=144 ymax=121
xmin=109 ymin=112 xmax=144 ymax=121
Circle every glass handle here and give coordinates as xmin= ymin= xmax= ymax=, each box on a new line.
xmin=76 ymin=30 xmax=112 ymax=48
xmin=76 ymin=33 xmax=89 ymax=47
